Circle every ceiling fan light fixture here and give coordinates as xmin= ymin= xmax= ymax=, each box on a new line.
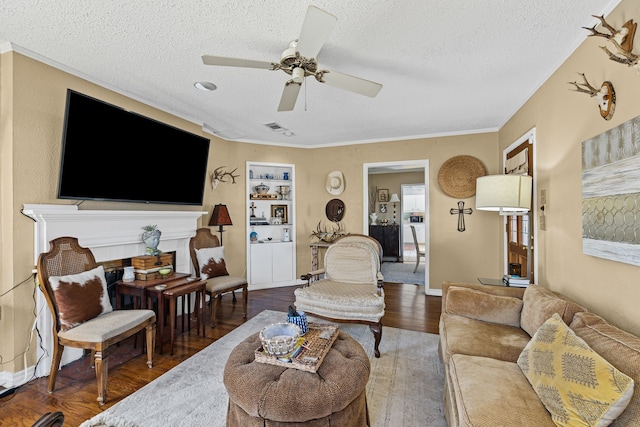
xmin=194 ymin=81 xmax=217 ymax=91
xmin=292 ymin=67 xmax=305 ymax=83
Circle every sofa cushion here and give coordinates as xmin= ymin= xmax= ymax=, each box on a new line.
xmin=518 ymin=313 xmax=634 ymax=427
xmin=570 ymin=312 xmax=640 ymax=427
xmin=446 ymin=286 xmax=523 ymax=327
xmin=49 ymin=265 xmax=113 ymax=331
xmin=448 ymin=354 xmax=556 ymax=427
xmin=520 ymin=285 xmax=586 ymax=337
xmin=195 ymin=246 xmax=229 ymax=280
xmin=439 ymin=312 xmax=531 ymax=364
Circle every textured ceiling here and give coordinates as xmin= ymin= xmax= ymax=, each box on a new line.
xmin=0 ymin=0 xmax=620 ymax=147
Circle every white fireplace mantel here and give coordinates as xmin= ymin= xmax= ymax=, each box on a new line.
xmin=22 ymin=204 xmax=207 ymax=378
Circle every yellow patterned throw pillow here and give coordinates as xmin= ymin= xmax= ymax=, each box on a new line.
xmin=517 ymin=313 xmax=634 ymax=427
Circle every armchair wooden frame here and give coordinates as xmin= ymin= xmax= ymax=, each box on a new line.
xmin=36 ymin=237 xmax=156 ymax=405
xmin=189 ymin=228 xmax=248 ymax=327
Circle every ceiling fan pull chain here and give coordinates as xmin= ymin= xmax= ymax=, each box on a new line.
xmin=304 ymin=77 xmax=308 ymax=111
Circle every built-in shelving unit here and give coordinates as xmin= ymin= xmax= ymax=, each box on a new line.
xmin=246 ymin=161 xmax=296 ymax=289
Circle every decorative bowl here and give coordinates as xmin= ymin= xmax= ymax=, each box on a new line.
xmin=158 ymin=267 xmax=172 ymax=277
xmin=255 ymin=183 xmax=270 ymax=195
xmin=259 ymin=323 xmax=301 ymax=357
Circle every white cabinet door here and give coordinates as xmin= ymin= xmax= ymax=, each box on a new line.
xmin=250 ymin=244 xmax=273 ymax=285
xmin=272 ymin=242 xmax=294 ymax=283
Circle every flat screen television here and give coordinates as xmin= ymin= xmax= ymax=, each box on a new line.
xmin=58 ymin=89 xmax=210 ymax=205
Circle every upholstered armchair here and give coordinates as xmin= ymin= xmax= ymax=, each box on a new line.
xmin=295 ymin=234 xmax=385 ymax=357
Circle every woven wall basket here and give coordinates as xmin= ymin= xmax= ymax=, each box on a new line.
xmin=437 ymin=155 xmax=487 ymax=198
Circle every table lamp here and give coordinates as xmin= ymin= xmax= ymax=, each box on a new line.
xmin=209 ymin=204 xmax=233 ymax=245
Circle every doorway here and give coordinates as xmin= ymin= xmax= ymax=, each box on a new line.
xmin=363 ymin=160 xmax=433 ymax=294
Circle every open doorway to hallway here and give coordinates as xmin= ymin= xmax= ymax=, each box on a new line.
xmin=363 ymin=160 xmax=431 ymax=293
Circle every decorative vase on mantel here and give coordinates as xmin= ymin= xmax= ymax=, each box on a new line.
xmin=142 ymin=224 xmax=162 ymax=255
xmin=370 ymin=213 xmax=378 ymax=225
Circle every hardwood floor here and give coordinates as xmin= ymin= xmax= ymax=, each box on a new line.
xmin=0 ymin=283 xmax=441 ymax=426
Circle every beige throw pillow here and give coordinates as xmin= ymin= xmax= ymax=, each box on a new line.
xmin=517 ymin=313 xmax=634 ymax=427
xmin=49 ymin=265 xmax=113 ymax=331
xmin=445 ymin=286 xmax=523 ymax=327
xmin=195 ymin=246 xmax=229 ymax=280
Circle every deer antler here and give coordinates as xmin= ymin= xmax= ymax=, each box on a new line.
xmin=583 ymin=15 xmax=639 ymax=67
xmin=210 ymin=166 xmax=240 ymax=190
xmin=568 ymin=73 xmax=600 ymax=96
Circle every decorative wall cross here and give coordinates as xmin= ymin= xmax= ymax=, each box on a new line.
xmin=450 ymin=201 xmax=473 ymax=232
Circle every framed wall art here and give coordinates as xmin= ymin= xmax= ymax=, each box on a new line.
xmin=582 ymin=114 xmax=640 ymax=266
xmin=271 ymin=204 xmax=288 ymax=224
xmin=378 ymin=189 xmax=389 ymax=202
xmin=379 ymin=203 xmax=388 ymax=213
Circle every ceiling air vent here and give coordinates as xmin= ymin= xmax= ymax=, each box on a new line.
xmin=264 ymin=122 xmax=285 ymax=131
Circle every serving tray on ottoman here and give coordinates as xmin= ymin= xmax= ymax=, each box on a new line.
xmin=254 ymin=323 xmax=339 ymax=373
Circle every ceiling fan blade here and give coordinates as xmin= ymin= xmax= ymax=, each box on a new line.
xmin=202 ymin=55 xmax=275 ymax=70
xmin=277 ymin=81 xmax=302 ymax=111
xmin=295 ymin=6 xmax=337 ymax=59
xmin=318 ymin=70 xmax=383 ymax=97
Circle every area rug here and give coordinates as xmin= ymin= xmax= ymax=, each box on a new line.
xmin=80 ymin=310 xmax=446 ymax=427
xmin=381 ymin=261 xmax=425 ymax=285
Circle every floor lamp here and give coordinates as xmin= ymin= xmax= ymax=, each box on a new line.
xmin=209 ymin=204 xmax=233 ymax=245
xmin=475 ymin=174 xmax=533 ymax=280
xmin=390 ymin=193 xmax=400 ymax=224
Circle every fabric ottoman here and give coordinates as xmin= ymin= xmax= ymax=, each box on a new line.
xmin=224 ymin=330 xmax=371 ymax=426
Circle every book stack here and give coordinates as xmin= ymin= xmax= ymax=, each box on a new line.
xmin=502 ymin=275 xmax=530 ymax=287
xmin=250 ymin=217 xmax=269 ymax=225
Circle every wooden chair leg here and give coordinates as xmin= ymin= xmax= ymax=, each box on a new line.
xmin=145 ymin=323 xmax=155 ymax=368
xmin=414 ymin=257 xmax=419 ymax=273
xmin=94 ymin=350 xmax=108 ymax=405
xmin=369 ymin=322 xmax=382 ymax=358
xmin=210 ymin=294 xmax=219 ymax=327
xmin=232 ymin=290 xmax=237 ymax=302
xmin=47 ymin=343 xmax=64 ymax=393
xmin=242 ymin=285 xmax=248 ymax=319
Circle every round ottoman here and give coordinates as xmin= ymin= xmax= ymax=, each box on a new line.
xmin=224 ymin=330 xmax=371 ymax=426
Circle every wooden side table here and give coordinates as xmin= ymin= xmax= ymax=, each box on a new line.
xmin=162 ymin=280 xmax=206 ymax=355
xmin=115 ymin=273 xmax=191 ymax=310
xmin=309 ymin=241 xmax=332 ymax=271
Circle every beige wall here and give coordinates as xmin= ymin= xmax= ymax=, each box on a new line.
xmin=499 ymin=0 xmax=640 ymax=336
xmin=1 ymin=52 xmax=499 ymax=372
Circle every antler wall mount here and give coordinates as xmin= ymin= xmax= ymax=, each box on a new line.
xmin=568 ymin=73 xmax=616 ymax=120
xmin=210 ymin=166 xmax=240 ymax=190
xmin=583 ymin=15 xmax=639 ymax=72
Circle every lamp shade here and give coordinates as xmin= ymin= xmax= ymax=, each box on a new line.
xmin=389 ymin=193 xmax=400 ymax=203
xmin=475 ymin=175 xmax=532 ymax=212
xmin=209 ymin=204 xmax=233 ymax=226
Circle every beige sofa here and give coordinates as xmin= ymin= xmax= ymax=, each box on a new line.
xmin=439 ymin=282 xmax=640 ymax=427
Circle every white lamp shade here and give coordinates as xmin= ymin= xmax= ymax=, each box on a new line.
xmin=475 ymin=175 xmax=532 ymax=212
xmin=389 ymin=193 xmax=400 ymax=203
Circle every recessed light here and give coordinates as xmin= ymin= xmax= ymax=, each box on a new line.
xmin=194 ymin=81 xmax=217 ymax=91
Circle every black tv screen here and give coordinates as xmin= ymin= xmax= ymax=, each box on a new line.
xmin=58 ymin=90 xmax=210 ymax=205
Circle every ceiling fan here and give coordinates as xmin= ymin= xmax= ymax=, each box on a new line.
xmin=201 ymin=5 xmax=383 ymax=111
